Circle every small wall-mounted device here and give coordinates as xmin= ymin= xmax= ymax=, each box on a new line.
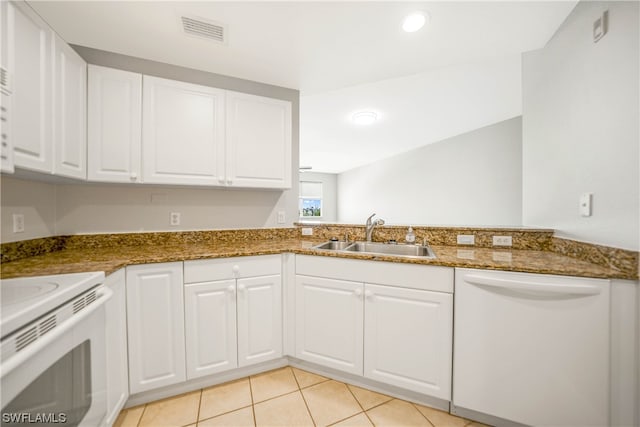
xmin=593 ymin=10 xmax=608 ymax=43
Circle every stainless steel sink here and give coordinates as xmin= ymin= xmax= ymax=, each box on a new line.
xmin=312 ymin=240 xmax=436 ymax=259
xmin=344 ymin=241 xmax=436 ymax=258
xmin=313 ymin=240 xmax=353 ymax=250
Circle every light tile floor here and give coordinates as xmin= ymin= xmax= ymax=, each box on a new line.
xmin=114 ymin=366 xmax=491 ymax=427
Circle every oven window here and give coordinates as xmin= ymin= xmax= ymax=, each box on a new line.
xmin=2 ymin=340 xmax=92 ymax=426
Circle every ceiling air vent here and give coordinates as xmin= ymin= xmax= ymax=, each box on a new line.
xmin=181 ymin=15 xmax=226 ymax=44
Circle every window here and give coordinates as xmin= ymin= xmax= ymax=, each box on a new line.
xmin=299 ymin=181 xmax=323 ymax=218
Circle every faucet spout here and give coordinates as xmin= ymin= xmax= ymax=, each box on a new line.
xmin=365 ymin=213 xmax=385 ymax=242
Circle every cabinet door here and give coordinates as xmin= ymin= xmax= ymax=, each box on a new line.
xmin=237 ymin=275 xmax=282 ymax=367
xmin=87 ymin=65 xmax=142 ymax=183
xmin=104 ymin=269 xmax=128 ymax=426
xmin=10 ymin=1 xmax=52 ymax=173
xmin=53 ymin=37 xmax=86 ymax=179
xmin=184 ymin=280 xmax=238 ymax=380
xmin=226 ymin=91 xmax=291 ymax=189
xmin=364 ymin=284 xmax=453 ymax=400
xmin=0 ymin=0 xmax=14 ymax=173
xmin=295 ymin=275 xmax=363 ymax=375
xmin=142 ymin=76 xmax=224 ymax=186
xmin=126 ymin=262 xmax=185 ymax=394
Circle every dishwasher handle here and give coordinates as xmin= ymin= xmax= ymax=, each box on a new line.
xmin=464 ymin=274 xmax=603 ymax=296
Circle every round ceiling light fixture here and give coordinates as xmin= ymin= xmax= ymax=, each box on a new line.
xmin=402 ymin=11 xmax=428 ymax=33
xmin=351 ymin=111 xmax=378 ymax=126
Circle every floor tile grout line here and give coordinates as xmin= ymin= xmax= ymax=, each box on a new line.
xmin=291 ymin=367 xmax=317 ymax=427
xmin=197 ymin=403 xmax=254 ymax=424
xmin=136 ymin=404 xmax=147 ymax=427
xmin=195 ymin=388 xmax=203 ymax=426
xmin=248 ymin=375 xmax=257 ymax=427
xmin=409 ymin=402 xmax=436 ymax=427
xmin=326 ymin=410 xmax=366 ymax=427
xmin=345 ymin=384 xmax=377 ymax=426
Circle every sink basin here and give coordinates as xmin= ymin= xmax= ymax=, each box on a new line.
xmin=344 ymin=242 xmax=436 ymax=258
xmin=312 ymin=240 xmax=436 ymax=259
xmin=313 ymin=241 xmax=353 ymax=250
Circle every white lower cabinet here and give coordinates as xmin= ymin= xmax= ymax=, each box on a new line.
xmin=295 ymin=276 xmax=363 ymax=375
xmin=126 ymin=262 xmax=185 ymax=394
xmin=184 ymin=279 xmax=238 ymax=378
xmin=364 ymin=284 xmax=452 ymax=399
xmin=295 ymin=255 xmax=454 ymax=399
xmin=104 ymin=269 xmax=129 ymax=426
xmin=184 ymin=256 xmax=282 ymax=380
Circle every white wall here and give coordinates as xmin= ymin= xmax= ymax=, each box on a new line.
xmin=522 ymin=1 xmax=639 ymax=251
xmin=299 ymin=172 xmax=337 ymax=222
xmin=0 ymin=177 xmax=295 ymax=242
xmin=337 ymin=117 xmax=522 ymax=226
xmin=1 ymin=177 xmax=57 ymax=242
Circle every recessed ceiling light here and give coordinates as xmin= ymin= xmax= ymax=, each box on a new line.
xmin=352 ymin=111 xmax=378 ymax=126
xmin=402 ymin=12 xmax=428 ymax=33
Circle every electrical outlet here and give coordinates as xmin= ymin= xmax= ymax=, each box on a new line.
xmin=170 ymin=212 xmax=181 ymax=226
xmin=277 ymin=211 xmax=286 ymax=224
xmin=12 ymin=214 xmax=24 ymax=233
xmin=493 ymin=236 xmax=513 ymax=247
xmin=301 ymin=227 xmax=313 ymax=236
xmin=580 ymin=193 xmax=592 ymax=217
xmin=457 ymin=234 xmax=475 ymax=245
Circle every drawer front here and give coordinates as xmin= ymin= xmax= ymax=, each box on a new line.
xmin=295 ymin=255 xmax=453 ymax=293
xmin=184 ymin=255 xmax=281 ymax=283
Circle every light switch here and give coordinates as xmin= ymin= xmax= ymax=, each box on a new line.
xmin=580 ymin=193 xmax=593 ymax=217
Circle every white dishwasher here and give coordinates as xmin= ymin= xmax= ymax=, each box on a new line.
xmin=453 ymin=268 xmax=610 ymax=427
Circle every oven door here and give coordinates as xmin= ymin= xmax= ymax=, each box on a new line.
xmin=1 ymin=287 xmax=112 ymax=427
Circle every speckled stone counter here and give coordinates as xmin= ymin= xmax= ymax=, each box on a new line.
xmin=1 ymin=236 xmax=635 ymax=280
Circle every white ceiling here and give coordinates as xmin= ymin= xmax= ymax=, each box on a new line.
xmin=29 ymin=0 xmax=578 ymax=173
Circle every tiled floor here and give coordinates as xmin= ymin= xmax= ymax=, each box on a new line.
xmin=114 ymin=366 xmax=490 ymax=427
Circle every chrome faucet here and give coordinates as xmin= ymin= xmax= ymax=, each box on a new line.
xmin=365 ymin=213 xmax=385 ymax=242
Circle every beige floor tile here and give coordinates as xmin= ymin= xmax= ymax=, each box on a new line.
xmin=414 ymin=404 xmax=469 ymax=427
xmin=302 ymin=380 xmax=362 ymax=426
xmin=366 ymin=399 xmax=432 ymax=427
xmin=253 ymin=391 xmax=314 ymax=426
xmin=292 ymin=367 xmax=329 ymax=388
xmin=330 ymin=412 xmax=373 ymax=427
xmin=114 ymin=406 xmax=145 ymax=427
xmin=198 ymin=407 xmax=255 ymax=427
xmin=250 ymin=367 xmax=299 ymax=403
xmin=139 ymin=390 xmax=201 ymax=427
xmin=465 ymin=422 xmax=493 ymax=427
xmin=199 ymin=378 xmax=252 ymax=420
xmin=347 ymin=384 xmax=392 ymax=410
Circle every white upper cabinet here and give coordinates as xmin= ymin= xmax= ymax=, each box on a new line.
xmin=142 ymin=76 xmax=225 ymax=186
xmin=87 ymin=65 xmax=142 ymax=183
xmin=53 ymin=36 xmax=86 ymax=179
xmin=226 ymin=91 xmax=292 ymax=189
xmin=0 ymin=0 xmax=14 ymax=173
xmin=9 ymin=1 xmax=53 ymax=173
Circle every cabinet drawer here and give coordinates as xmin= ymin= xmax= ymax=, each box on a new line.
xmin=185 ymin=255 xmax=281 ymax=283
xmin=295 ymin=255 xmax=453 ymax=293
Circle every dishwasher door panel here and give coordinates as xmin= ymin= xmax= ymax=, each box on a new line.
xmin=453 ymin=268 xmax=610 ymax=427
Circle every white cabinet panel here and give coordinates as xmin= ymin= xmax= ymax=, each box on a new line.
xmin=104 ymin=269 xmax=128 ymax=426
xmin=53 ymin=36 xmax=86 ymax=179
xmin=126 ymin=262 xmax=185 ymax=394
xmin=143 ymin=76 xmax=224 ymax=185
xmin=1 ymin=0 xmax=14 ymax=173
xmin=184 ymin=280 xmax=238 ymax=380
xmin=226 ymin=91 xmax=291 ymax=189
xmin=237 ymin=275 xmax=282 ymax=367
xmin=88 ymin=65 xmax=142 ymax=183
xmin=364 ymin=284 xmax=453 ymax=399
xmin=295 ymin=275 xmax=363 ymax=375
xmin=10 ymin=1 xmax=52 ymax=173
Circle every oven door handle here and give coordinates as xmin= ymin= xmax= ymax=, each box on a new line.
xmin=1 ymin=286 xmax=113 ymax=378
